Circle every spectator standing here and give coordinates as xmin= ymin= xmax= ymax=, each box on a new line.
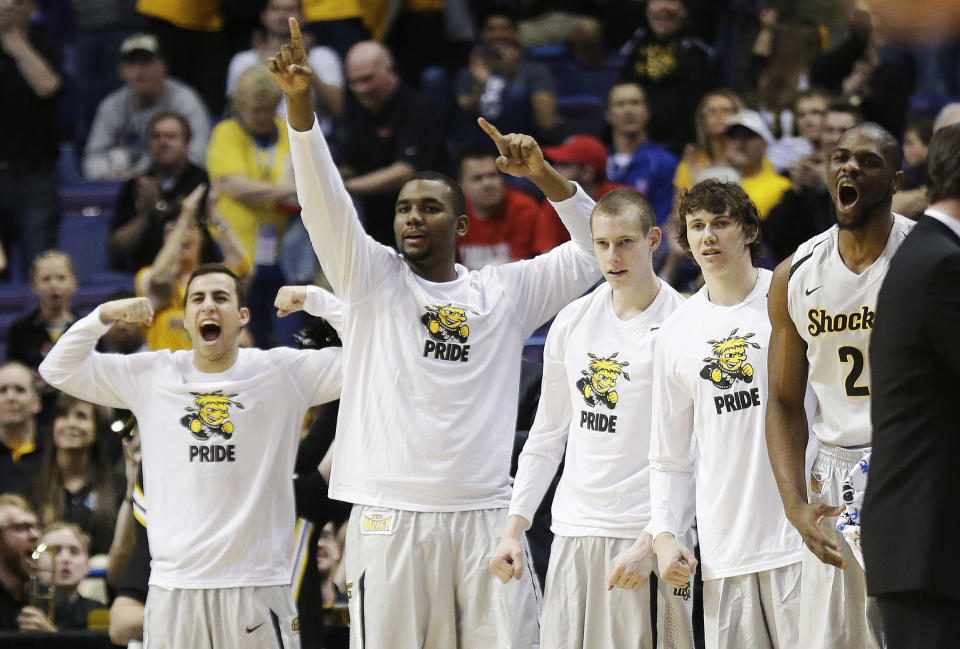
xmin=108 ymin=111 xmax=209 ymax=274
xmin=456 ymin=146 xmax=539 ymax=269
xmin=0 ymin=364 xmax=44 ymax=499
xmin=456 ymin=9 xmax=556 ymax=144
xmin=68 ymin=0 xmax=141 ymax=144
xmin=605 ymin=81 xmax=678 ymax=225
xmin=226 ymin=0 xmax=343 ymax=136
xmin=134 ymin=0 xmax=226 ymax=116
xmin=0 ymin=0 xmax=62 ymax=281
xmin=83 ymin=33 xmax=210 ymax=180
xmin=338 ymin=41 xmax=446 ymax=247
xmin=619 ymin=0 xmax=714 ymax=155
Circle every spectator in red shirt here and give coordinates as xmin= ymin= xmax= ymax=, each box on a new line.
xmin=533 ymin=136 xmax=627 ymax=253
xmin=456 ymin=146 xmax=540 ymax=269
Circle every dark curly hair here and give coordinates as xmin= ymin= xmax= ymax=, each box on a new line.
xmin=675 ymin=180 xmax=764 ymax=265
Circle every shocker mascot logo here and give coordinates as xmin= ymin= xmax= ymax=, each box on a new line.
xmin=421 ymin=304 xmax=472 ymax=362
xmin=577 ymin=353 xmax=630 ymax=409
xmin=576 ymin=353 xmax=630 ymax=433
xmin=700 ymin=329 xmax=759 ymax=389
xmin=701 ymin=329 xmax=764 ymax=415
xmin=181 ymin=391 xmax=245 ymax=462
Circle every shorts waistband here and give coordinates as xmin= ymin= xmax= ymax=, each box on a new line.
xmin=816 ymin=442 xmax=870 ymax=467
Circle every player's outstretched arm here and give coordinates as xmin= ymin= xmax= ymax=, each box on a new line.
xmin=39 ymin=298 xmax=152 ymax=409
xmin=489 ymin=514 xmax=530 ymax=583
xmin=652 ymin=533 xmax=697 ymax=589
xmin=766 ymin=257 xmax=847 ymax=569
xmin=607 ymin=531 xmax=654 ymax=591
xmin=478 ymin=118 xmax=574 ymax=202
xmin=270 ymin=18 xmax=390 ymax=300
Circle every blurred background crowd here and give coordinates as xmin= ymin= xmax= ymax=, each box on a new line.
xmin=2 ymin=0 xmax=960 ymax=646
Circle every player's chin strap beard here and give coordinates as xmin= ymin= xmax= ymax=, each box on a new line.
xmin=837 ymin=194 xmax=892 ymax=230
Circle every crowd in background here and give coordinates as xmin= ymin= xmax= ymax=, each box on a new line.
xmin=2 ymin=0 xmax=959 ymax=645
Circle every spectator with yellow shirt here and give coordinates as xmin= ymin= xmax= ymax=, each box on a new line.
xmin=136 ymin=185 xmax=248 ymax=352
xmin=673 ymin=88 xmax=744 ymax=193
xmin=207 ymin=65 xmax=299 ymax=347
xmin=723 ymin=110 xmax=791 ymax=220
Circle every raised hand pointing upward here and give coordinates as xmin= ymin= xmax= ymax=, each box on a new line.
xmin=267 ymin=18 xmax=315 ymax=132
xmin=478 ymin=117 xmax=575 ymax=202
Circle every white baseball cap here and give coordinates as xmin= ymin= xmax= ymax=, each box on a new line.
xmin=725 ymin=110 xmax=775 ymax=145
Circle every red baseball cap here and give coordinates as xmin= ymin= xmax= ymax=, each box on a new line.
xmin=543 ymin=136 xmax=608 ymax=174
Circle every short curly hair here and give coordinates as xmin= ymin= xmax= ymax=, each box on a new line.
xmin=675 ymin=180 xmax=764 ymax=265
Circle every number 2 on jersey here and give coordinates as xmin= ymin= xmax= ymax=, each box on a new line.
xmin=838 ymin=346 xmax=870 ymax=397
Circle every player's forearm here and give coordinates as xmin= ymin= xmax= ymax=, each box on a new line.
xmin=765 ymin=398 xmax=811 ymax=514
xmin=648 ymin=465 xmax=695 ymax=540
xmin=108 ymin=597 xmax=144 ymax=645
xmin=286 ymin=89 xmax=315 ymax=132
xmin=529 ymin=163 xmax=575 ymax=203
xmin=344 ymin=161 xmax=415 ymax=196
xmin=106 ymin=500 xmax=137 ymax=587
xmin=500 ymin=514 xmax=531 ymax=540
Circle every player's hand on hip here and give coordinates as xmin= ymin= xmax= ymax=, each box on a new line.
xmin=275 ymin=285 xmax=308 ymax=317
xmin=489 ymin=536 xmax=525 ymax=583
xmin=478 ymin=118 xmax=547 ymax=179
xmin=653 ymin=533 xmax=697 ymax=589
xmin=100 ymin=297 xmax=154 ymax=326
xmin=266 ymin=18 xmax=313 ymax=95
xmin=789 ymin=502 xmax=848 ymax=569
xmin=607 ymin=532 xmax=654 ymax=591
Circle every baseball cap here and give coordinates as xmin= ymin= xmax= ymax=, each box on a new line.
xmin=120 ymin=33 xmax=161 ymax=59
xmin=725 ymin=110 xmax=774 ymax=145
xmin=543 ymin=136 xmax=608 ymax=174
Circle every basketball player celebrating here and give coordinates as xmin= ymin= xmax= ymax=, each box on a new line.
xmin=489 ymin=187 xmax=692 ymax=648
xmin=270 ymin=19 xmax=601 ymax=649
xmin=766 ymin=122 xmax=912 ymax=649
xmin=39 ymin=265 xmax=343 ymax=648
xmin=649 ymin=180 xmax=804 ymax=649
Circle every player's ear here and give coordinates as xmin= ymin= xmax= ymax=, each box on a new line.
xmin=648 ymin=226 xmax=662 ymax=252
xmin=238 ymin=307 xmax=251 ymax=327
xmin=890 ymin=169 xmax=904 ymax=194
xmin=456 ymin=214 xmax=469 ymax=239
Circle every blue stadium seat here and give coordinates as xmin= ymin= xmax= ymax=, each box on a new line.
xmin=554 ymin=95 xmax=607 ymax=140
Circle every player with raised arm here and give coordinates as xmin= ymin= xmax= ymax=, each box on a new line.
xmin=39 ymin=265 xmax=342 ymax=649
xmin=649 ymin=181 xmax=804 ymax=649
xmin=765 ymin=122 xmax=912 ymax=649
xmin=489 ymin=187 xmax=693 ymax=649
xmin=269 ymin=18 xmax=602 ymax=649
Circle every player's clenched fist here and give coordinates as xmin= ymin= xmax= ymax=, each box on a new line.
xmin=275 ymin=285 xmax=308 ymax=318
xmin=266 ymin=18 xmax=313 ymax=95
xmin=489 ymin=536 xmax=525 ymax=584
xmin=607 ymin=532 xmax=654 ymax=591
xmin=653 ymin=533 xmax=698 ymax=589
xmin=100 ymin=297 xmax=154 ymax=326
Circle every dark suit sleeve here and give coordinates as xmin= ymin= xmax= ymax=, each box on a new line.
xmin=924 ymin=252 xmax=960 ymax=373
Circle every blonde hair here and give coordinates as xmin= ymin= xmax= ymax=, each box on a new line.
xmin=233 ymin=65 xmax=282 ymax=110
xmin=0 ymin=493 xmax=35 ymax=516
xmin=30 ymin=250 xmax=76 ymax=283
xmin=41 ymin=521 xmax=91 ymax=556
